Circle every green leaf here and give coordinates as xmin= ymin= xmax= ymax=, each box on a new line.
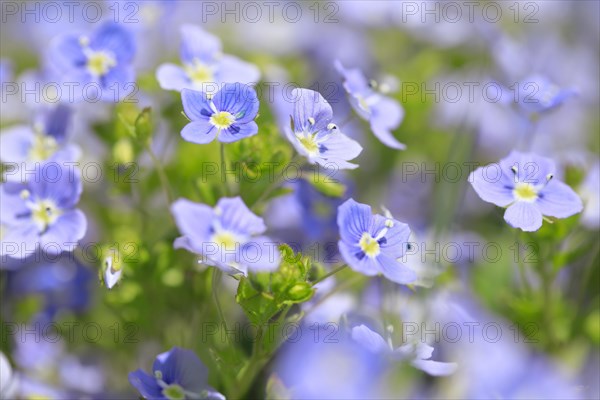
xmin=235 ymin=245 xmax=315 ymax=325
xmin=305 ymin=170 xmax=346 ymax=198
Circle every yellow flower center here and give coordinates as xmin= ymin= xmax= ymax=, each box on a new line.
xmin=185 ymin=59 xmax=215 ymax=85
xmin=30 ymin=198 xmax=62 ymax=233
xmin=162 ymin=384 xmax=186 ymax=400
xmin=28 ymin=134 xmax=58 ymax=162
xmin=212 ymin=231 xmax=238 ymax=252
xmin=86 ymin=51 xmax=116 ymax=77
xmin=209 ymin=111 xmax=235 ymax=130
xmin=359 ymin=232 xmax=380 ymax=258
xmin=513 ymin=182 xmax=538 ymax=202
xmin=298 ymin=134 xmax=319 ymax=155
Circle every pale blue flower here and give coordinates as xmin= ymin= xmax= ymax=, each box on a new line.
xmin=129 ymin=347 xmax=225 ymax=400
xmin=180 ymin=83 xmax=259 ymax=144
xmin=351 ymin=324 xmax=457 ymax=376
xmin=337 ymin=199 xmax=416 ymax=284
xmin=284 ymin=88 xmax=362 ymax=170
xmin=1 ymin=105 xmax=80 ymax=182
xmin=0 ymin=164 xmax=87 ymax=259
xmin=469 ymin=151 xmax=583 ymax=231
xmin=171 ymin=197 xmax=279 ymax=275
xmin=156 ymin=24 xmax=260 ymax=95
xmin=335 ymin=60 xmax=406 ymax=149
xmin=47 ymin=22 xmax=136 ymax=102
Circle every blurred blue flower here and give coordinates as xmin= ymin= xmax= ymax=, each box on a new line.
xmin=335 ymin=60 xmax=405 ymax=149
xmin=275 ymin=325 xmax=384 ymax=399
xmin=285 ymin=88 xmax=362 ymax=170
xmin=0 ymin=164 xmax=87 ymax=259
xmin=337 ymin=199 xmax=416 ymax=284
xmin=351 ymin=324 xmax=457 ymax=376
xmin=580 ymin=161 xmax=600 ymax=229
xmin=512 ymin=75 xmax=577 ymax=116
xmin=129 ymin=347 xmax=224 ymax=400
xmin=47 ymin=22 xmax=136 ymax=102
xmin=5 ymin=254 xmax=94 ymax=320
xmin=180 ymin=83 xmax=259 ymax=144
xmin=156 ymin=24 xmax=260 ymax=94
xmin=469 ymin=151 xmax=583 ymax=231
xmin=1 ymin=105 xmax=80 ymax=180
xmin=171 ymin=197 xmax=279 ymax=275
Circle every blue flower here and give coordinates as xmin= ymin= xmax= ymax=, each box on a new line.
xmin=1 ymin=105 xmax=80 ymax=181
xmin=129 ymin=347 xmax=225 ymax=400
xmin=171 ymin=197 xmax=280 ymax=275
xmin=337 ymin=199 xmax=416 ymax=284
xmin=469 ymin=151 xmax=583 ymax=231
xmin=335 ymin=61 xmax=406 ymax=150
xmin=351 ymin=324 xmax=457 ymax=376
xmin=181 ymin=83 xmax=259 ymax=144
xmin=509 ymin=75 xmax=576 ymax=116
xmin=156 ymin=24 xmax=260 ymax=95
xmin=0 ymin=164 xmax=87 ymax=259
xmin=284 ymin=88 xmax=362 ymax=170
xmin=47 ymin=22 xmax=136 ymax=102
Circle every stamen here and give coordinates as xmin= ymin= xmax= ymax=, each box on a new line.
xmin=308 ymin=117 xmax=316 ymax=125
xmin=327 ymin=123 xmax=337 ymax=130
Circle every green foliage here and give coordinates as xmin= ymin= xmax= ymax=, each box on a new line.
xmin=236 ymin=245 xmax=315 ymax=325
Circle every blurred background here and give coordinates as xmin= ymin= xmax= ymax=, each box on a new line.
xmin=1 ymin=1 xmax=599 ymax=399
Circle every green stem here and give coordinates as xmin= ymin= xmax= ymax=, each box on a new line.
xmin=146 ymin=145 xmax=174 ymax=204
xmin=211 ymin=268 xmax=230 ymax=347
xmin=220 ymin=142 xmax=230 ymax=196
xmin=312 ymin=264 xmax=348 ymax=286
xmin=250 ymin=154 xmax=304 ymax=211
xmin=515 ymin=230 xmax=532 ymax=296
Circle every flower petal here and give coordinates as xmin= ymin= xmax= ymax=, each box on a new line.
xmin=181 ymin=89 xmax=212 ymax=121
xmin=218 ymin=55 xmax=261 ymax=85
xmin=170 ymin=199 xmax=214 ymax=245
xmin=338 ymin=240 xmax=379 ymax=276
xmin=180 ymin=25 xmax=221 ymax=64
xmin=412 ymin=359 xmax=458 ymax=376
xmin=153 ymin=347 xmax=209 ymax=393
xmin=128 ymin=370 xmax=162 ymax=399
xmin=156 ymin=63 xmax=190 ymax=92
xmin=537 ymin=180 xmax=583 ymax=218
xmin=351 ymin=325 xmax=389 ymax=354
xmin=370 ymin=97 xmax=405 ymax=149
xmin=212 ymin=83 xmax=259 ymax=122
xmin=216 ymin=197 xmax=265 ymax=235
xmin=241 ymin=235 xmax=280 ymax=272
xmin=218 ymin=121 xmax=258 ymax=143
xmin=337 ymin=199 xmax=372 ymax=244
xmin=181 ymin=121 xmax=217 ymax=144
xmin=39 ymin=209 xmax=87 ymax=254
xmin=504 ymin=202 xmax=543 ymax=231
xmin=291 ymin=88 xmax=333 ymax=133
xmin=376 ymin=253 xmax=416 ymax=284
xmin=91 ymin=22 xmax=135 ymax=64
xmin=469 ymin=166 xmax=514 ymax=207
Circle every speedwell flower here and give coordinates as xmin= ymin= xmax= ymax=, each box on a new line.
xmin=351 ymin=324 xmax=457 ymax=376
xmin=156 ymin=24 xmax=260 ymax=95
xmin=171 ymin=197 xmax=279 ymax=275
xmin=1 ymin=105 xmax=80 ymax=182
xmin=1 ymin=164 xmax=87 ymax=259
xmin=335 ymin=60 xmax=406 ymax=149
xmin=181 ymin=83 xmax=259 ymax=144
xmin=469 ymin=151 xmax=583 ymax=232
xmin=47 ymin=22 xmax=135 ymax=102
xmin=129 ymin=347 xmax=225 ymax=400
xmin=337 ymin=199 xmax=416 ymax=284
xmin=285 ymin=88 xmax=362 ymax=170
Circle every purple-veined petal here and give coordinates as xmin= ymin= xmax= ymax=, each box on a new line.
xmin=216 ymin=197 xmax=265 ymax=235
xmin=370 ymin=97 xmax=405 ymax=149
xmin=504 ymin=201 xmax=543 ymax=231
xmin=128 ymin=370 xmax=162 ymax=399
xmin=181 ymin=89 xmax=212 ymax=121
xmin=218 ymin=121 xmax=258 ymax=143
xmin=412 ymin=359 xmax=458 ymax=376
xmin=291 ymin=88 xmax=333 ymax=134
xmin=153 ymin=347 xmax=209 ymax=392
xmin=469 ymin=166 xmax=514 ymax=207
xmin=537 ymin=180 xmax=583 ymax=218
xmin=319 ymin=131 xmax=363 ymax=164
xmin=91 ymin=22 xmax=136 ymax=64
xmin=376 ymin=253 xmax=416 ymax=284
xmin=371 ymin=215 xmax=411 ymax=259
xmin=212 ymin=83 xmax=259 ymax=122
xmin=180 ymin=25 xmax=221 ymax=64
xmin=337 ymin=199 xmax=372 ymax=244
xmin=170 ymin=199 xmax=214 ymax=245
xmin=48 ymin=34 xmax=86 ymax=72
xmin=241 ymin=235 xmax=280 ymax=272
xmin=181 ymin=121 xmax=217 ymax=144
xmin=338 ymin=240 xmax=379 ymax=276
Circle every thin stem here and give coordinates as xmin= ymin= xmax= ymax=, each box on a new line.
xmin=211 ymin=268 xmax=230 ymax=346
xmin=146 ymin=145 xmax=174 ymax=204
xmin=541 ymin=256 xmax=557 ymax=349
xmin=515 ymin=230 xmax=531 ymax=296
xmin=220 ymin=142 xmax=230 ymax=196
xmin=312 ymin=264 xmax=348 ymax=286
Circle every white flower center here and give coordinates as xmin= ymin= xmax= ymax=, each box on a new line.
xmin=28 ymin=134 xmax=58 ymax=162
xmin=86 ymin=50 xmax=116 ymax=77
xmin=359 ymin=232 xmax=380 ymax=258
xmin=25 ymin=195 xmax=62 ymax=233
xmin=209 ymin=111 xmax=235 ymax=130
xmin=513 ymin=182 xmax=538 ymax=202
xmin=211 ymin=230 xmax=239 ymax=252
xmin=185 ymin=58 xmax=216 ymax=85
